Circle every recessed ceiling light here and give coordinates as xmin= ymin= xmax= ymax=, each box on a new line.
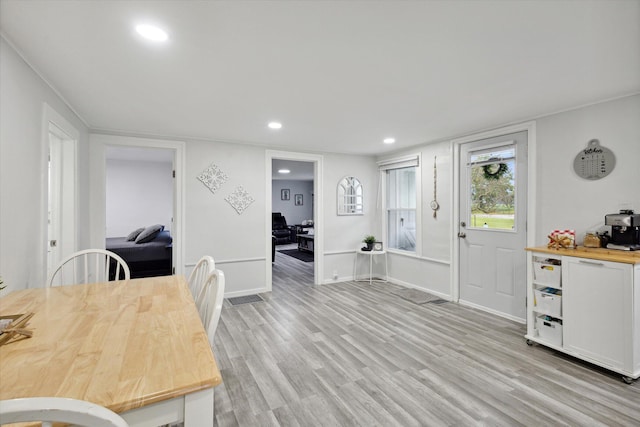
xmin=383 ymin=138 xmax=396 ymax=144
xmin=268 ymin=122 xmax=282 ymax=129
xmin=278 ymin=169 xmax=290 ymax=174
xmin=135 ymin=24 xmax=169 ymax=42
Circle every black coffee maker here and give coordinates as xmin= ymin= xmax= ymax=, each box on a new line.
xmin=605 ymin=210 xmax=640 ymax=250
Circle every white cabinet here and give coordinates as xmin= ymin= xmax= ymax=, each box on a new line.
xmin=526 ymin=248 xmax=640 ymax=383
xmin=563 ymin=257 xmax=633 ymax=372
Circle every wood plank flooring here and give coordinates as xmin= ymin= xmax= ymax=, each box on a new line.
xmin=212 ymin=250 xmax=639 ymax=426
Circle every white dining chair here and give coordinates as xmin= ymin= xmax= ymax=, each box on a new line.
xmin=48 ymin=249 xmax=131 ymax=287
xmin=187 ymin=255 xmax=215 ymax=299
xmin=193 ymin=269 xmax=225 ymax=347
xmin=0 ymin=397 xmax=129 ymax=427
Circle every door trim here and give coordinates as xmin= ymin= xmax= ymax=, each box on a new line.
xmin=41 ymin=103 xmax=79 ymax=287
xmin=89 ymin=134 xmax=185 ymax=276
xmin=451 ymin=121 xmax=537 ymax=306
xmin=266 ymin=150 xmax=324 ymax=289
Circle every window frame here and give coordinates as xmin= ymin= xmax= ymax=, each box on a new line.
xmin=379 ymin=154 xmax=422 ymax=256
xmin=465 ymin=142 xmax=517 ymax=233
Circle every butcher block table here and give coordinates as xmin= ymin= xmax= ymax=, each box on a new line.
xmin=0 ymin=275 xmax=221 ymax=427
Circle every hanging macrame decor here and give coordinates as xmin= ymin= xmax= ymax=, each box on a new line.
xmin=430 ymin=156 xmax=439 ymax=218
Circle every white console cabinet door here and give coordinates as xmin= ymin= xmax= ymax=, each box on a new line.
xmin=563 ymin=256 xmax=633 ymax=372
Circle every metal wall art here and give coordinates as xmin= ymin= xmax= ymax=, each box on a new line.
xmin=225 ymin=186 xmax=255 ymax=215
xmin=573 ymin=139 xmax=615 ymax=180
xmin=197 ymin=163 xmax=229 ymax=194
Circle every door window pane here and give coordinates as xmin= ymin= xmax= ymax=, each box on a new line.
xmin=386 ymin=167 xmax=416 ymax=251
xmin=468 ymin=146 xmax=516 ymax=231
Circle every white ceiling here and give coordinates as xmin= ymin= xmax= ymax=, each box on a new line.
xmin=1 ymin=0 xmax=638 ymax=155
xmin=272 ymin=159 xmax=314 ymax=181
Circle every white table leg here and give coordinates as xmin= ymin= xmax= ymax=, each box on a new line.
xmin=384 ymin=252 xmax=388 ymax=282
xmin=184 ymin=387 xmax=214 ymax=427
xmin=369 ymin=253 xmax=373 ymax=285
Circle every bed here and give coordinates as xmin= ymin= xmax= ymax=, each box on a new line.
xmin=106 ymin=228 xmax=172 ymax=278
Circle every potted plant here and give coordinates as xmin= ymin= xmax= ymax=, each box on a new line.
xmin=363 ymin=235 xmax=376 ymax=251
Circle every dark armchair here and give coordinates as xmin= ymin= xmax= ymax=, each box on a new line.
xmin=272 ymin=212 xmax=292 ymax=244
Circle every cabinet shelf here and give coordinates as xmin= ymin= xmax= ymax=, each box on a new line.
xmin=533 ymin=280 xmax=561 ymax=289
xmin=532 ymin=309 xmax=562 ymax=320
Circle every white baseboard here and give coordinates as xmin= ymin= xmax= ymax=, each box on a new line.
xmin=320 ymin=276 xmax=452 ymax=303
xmin=224 ymin=287 xmax=269 ymax=299
xmin=322 ymin=275 xmax=354 ymax=284
xmin=458 ymin=299 xmax=526 ymax=324
xmin=385 ymin=277 xmax=452 ymax=301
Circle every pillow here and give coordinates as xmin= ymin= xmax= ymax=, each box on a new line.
xmin=154 ymin=230 xmax=173 ymax=244
xmin=126 ymin=227 xmax=145 ymax=241
xmin=135 ymin=224 xmax=164 ymax=244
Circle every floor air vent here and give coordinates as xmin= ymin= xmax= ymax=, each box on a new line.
xmin=227 ymin=295 xmax=264 ymax=306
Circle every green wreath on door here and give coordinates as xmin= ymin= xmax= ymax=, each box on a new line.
xmin=482 ymin=161 xmax=508 ymax=180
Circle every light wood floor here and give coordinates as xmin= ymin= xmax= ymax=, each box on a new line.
xmin=212 ymin=250 xmax=640 ymax=426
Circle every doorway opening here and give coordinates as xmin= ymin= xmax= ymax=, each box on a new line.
xmin=272 ymin=159 xmax=315 ymax=286
xmin=266 ymin=151 xmax=324 ymax=291
xmin=104 ymin=146 xmax=175 ymax=278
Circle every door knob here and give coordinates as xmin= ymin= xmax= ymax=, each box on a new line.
xmin=458 ymin=232 xmax=466 ymax=238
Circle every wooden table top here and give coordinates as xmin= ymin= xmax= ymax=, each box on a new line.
xmin=0 ymin=275 xmax=222 ymax=414
xmin=526 ymin=246 xmax=640 ymax=264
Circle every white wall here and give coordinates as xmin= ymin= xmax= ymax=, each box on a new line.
xmin=106 ymin=159 xmax=173 ymax=237
xmin=272 ymin=179 xmax=313 ymax=225
xmin=187 ymin=144 xmax=378 ymax=291
xmin=376 ymin=142 xmax=453 ymax=298
xmin=376 ymin=94 xmax=640 ymax=300
xmin=7 ymin=26 xmax=634 ymax=299
xmin=82 ymin=94 xmax=640 ymax=300
xmin=0 ymin=37 xmax=90 ymax=292
xmin=535 ymin=94 xmax=640 ymax=244
xmin=322 ymin=153 xmax=379 ymax=283
xmin=185 ymin=139 xmax=267 ymax=296
xmin=89 ymin=134 xmax=378 ymax=295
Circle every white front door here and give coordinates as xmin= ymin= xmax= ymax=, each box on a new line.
xmin=458 ymin=131 xmax=528 ymax=321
